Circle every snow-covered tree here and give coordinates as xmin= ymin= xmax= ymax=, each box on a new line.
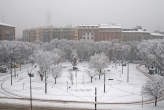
xmin=89 ymin=53 xmax=109 ymax=79
xmin=68 ymin=71 xmax=74 ymax=85
xmin=71 ymin=49 xmax=78 ymax=70
xmin=50 ymin=65 xmax=62 ymax=84
xmin=32 ymin=50 xmax=53 ymax=81
xmin=75 ymin=40 xmax=95 ymax=61
xmin=87 ymin=70 xmax=97 ymax=83
xmin=51 ymin=48 xmax=65 ymax=65
xmin=142 ymin=75 xmax=164 ymax=106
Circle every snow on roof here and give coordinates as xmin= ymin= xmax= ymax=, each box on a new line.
xmin=0 ymin=22 xmax=15 ymax=27
xmin=150 ymin=32 xmax=164 ymax=36
xmin=78 ymin=24 xmax=99 ymax=27
xmin=99 ymin=24 xmax=121 ymax=29
xmin=122 ymin=29 xmax=149 ymax=33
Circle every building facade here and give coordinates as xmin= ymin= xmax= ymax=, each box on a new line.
xmin=23 ymin=26 xmax=78 ymax=42
xmin=22 ymin=25 xmax=164 ymax=42
xmin=122 ymin=31 xmax=150 ymax=42
xmin=122 ymin=26 xmax=164 ymax=41
xmin=0 ymin=23 xmax=15 ymax=40
xmin=97 ymin=25 xmax=122 ymax=41
xmin=78 ymin=25 xmax=98 ymax=41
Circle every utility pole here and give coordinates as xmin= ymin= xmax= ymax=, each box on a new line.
xmin=95 ymin=87 xmax=97 ymax=110
xmin=45 ymin=71 xmax=47 ymax=94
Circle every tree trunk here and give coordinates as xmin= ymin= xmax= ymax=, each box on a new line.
xmin=55 ymin=77 xmax=57 ymax=84
xmin=20 ymin=63 xmax=21 ymax=71
xmin=40 ymin=74 xmax=43 ymax=81
xmin=99 ymin=69 xmax=101 ymax=80
xmin=14 ymin=61 xmax=16 ymax=77
xmin=99 ymin=74 xmax=101 ymax=80
xmin=155 ymin=96 xmax=158 ymax=107
xmin=91 ymin=76 xmax=93 ymax=83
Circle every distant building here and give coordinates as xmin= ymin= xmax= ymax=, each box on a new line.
xmin=22 ymin=25 xmax=164 ymax=42
xmin=97 ymin=24 xmax=122 ymax=41
xmin=150 ymin=32 xmax=164 ymax=39
xmin=122 ymin=26 xmax=150 ymax=41
xmin=0 ymin=23 xmax=15 ymax=40
xmin=78 ymin=25 xmax=98 ymax=41
xmin=23 ymin=26 xmax=78 ymax=42
xmin=77 ymin=24 xmax=122 ymax=41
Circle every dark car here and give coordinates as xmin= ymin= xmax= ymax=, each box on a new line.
xmin=0 ymin=66 xmax=8 ymax=73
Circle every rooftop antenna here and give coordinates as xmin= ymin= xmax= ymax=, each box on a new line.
xmin=46 ymin=10 xmax=51 ymax=26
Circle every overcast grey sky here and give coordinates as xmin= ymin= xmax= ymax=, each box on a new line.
xmin=0 ymin=0 xmax=164 ymax=38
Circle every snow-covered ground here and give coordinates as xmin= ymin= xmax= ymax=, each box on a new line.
xmin=0 ymin=62 xmax=164 ymax=110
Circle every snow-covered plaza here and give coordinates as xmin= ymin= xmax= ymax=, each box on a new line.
xmin=1 ymin=39 xmax=164 ymax=110
xmin=1 ymin=62 xmax=164 ymax=110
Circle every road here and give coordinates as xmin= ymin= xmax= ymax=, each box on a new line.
xmin=0 ymin=103 xmax=91 ymax=110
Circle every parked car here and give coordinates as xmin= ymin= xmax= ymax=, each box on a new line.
xmin=12 ymin=64 xmax=19 ymax=68
xmin=0 ymin=65 xmax=8 ymax=73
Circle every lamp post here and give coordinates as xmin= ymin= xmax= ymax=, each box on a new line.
xmin=45 ymin=71 xmax=47 ymax=94
xmin=127 ymin=62 xmax=129 ymax=83
xmin=10 ymin=57 xmax=13 ymax=86
xmin=104 ymin=71 xmax=106 ymax=93
xmin=95 ymin=87 xmax=97 ymax=110
xmin=28 ymin=65 xmax=36 ymax=110
xmin=28 ymin=73 xmax=34 ymax=110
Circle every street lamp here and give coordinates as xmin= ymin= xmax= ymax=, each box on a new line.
xmin=127 ymin=62 xmax=129 ymax=83
xmin=103 ymin=70 xmax=108 ymax=93
xmin=28 ymin=65 xmax=36 ymax=110
xmin=95 ymin=87 xmax=97 ymax=110
xmin=10 ymin=57 xmax=13 ymax=86
xmin=45 ymin=70 xmax=47 ymax=94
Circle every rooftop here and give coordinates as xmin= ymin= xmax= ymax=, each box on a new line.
xmin=99 ymin=24 xmax=122 ymax=29
xmin=150 ymin=32 xmax=164 ymax=36
xmin=0 ymin=22 xmax=15 ymax=27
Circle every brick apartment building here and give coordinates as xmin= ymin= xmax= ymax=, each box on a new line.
xmin=77 ymin=25 xmax=99 ymax=41
xmin=97 ymin=24 xmax=122 ymax=41
xmin=23 ymin=26 xmax=78 ymax=42
xmin=0 ymin=23 xmax=15 ymax=40
xmin=22 ymin=25 xmax=164 ymax=42
xmin=122 ymin=27 xmax=150 ymax=41
xmin=23 ymin=24 xmax=122 ymax=42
